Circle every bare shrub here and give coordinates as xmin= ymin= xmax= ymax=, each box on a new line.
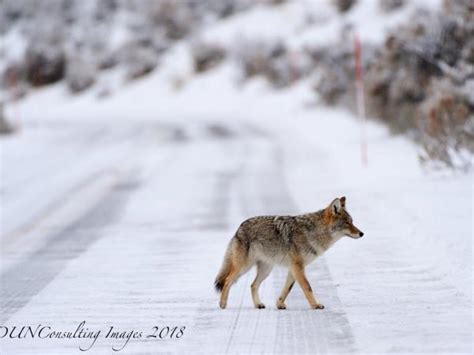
xmin=379 ymin=0 xmax=406 ymax=13
xmin=192 ymin=42 xmax=226 ymax=73
xmin=1 ymin=0 xmax=258 ymax=96
xmin=25 ymin=41 xmax=65 ymax=86
xmin=66 ymin=55 xmax=96 ymax=93
xmin=236 ymin=40 xmax=310 ymax=88
xmin=417 ymin=79 xmax=473 ymax=169
xmin=116 ymin=42 xmax=158 ymax=81
xmin=310 ymin=44 xmax=355 ymax=106
xmin=144 ymin=0 xmax=196 ymax=40
xmin=364 ymin=32 xmax=435 ymax=133
xmin=363 ymin=2 xmax=474 ymax=167
xmin=309 ymin=1 xmax=473 ymax=168
xmin=310 ymin=32 xmax=375 ymax=108
xmin=333 ymin=0 xmax=357 ymax=13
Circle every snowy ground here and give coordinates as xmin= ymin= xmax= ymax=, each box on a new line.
xmin=1 ymin=59 xmax=472 ymax=354
xmin=1 ymin=1 xmax=472 ymax=353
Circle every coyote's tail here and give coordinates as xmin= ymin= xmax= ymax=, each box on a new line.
xmin=214 ymin=239 xmax=234 ymax=293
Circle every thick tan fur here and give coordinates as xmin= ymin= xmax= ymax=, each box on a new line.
xmin=214 ymin=196 xmax=363 ymax=310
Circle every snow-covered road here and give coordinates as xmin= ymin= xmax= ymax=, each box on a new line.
xmin=1 ymin=119 xmax=357 ymax=353
xmin=0 ymin=113 xmax=472 ymax=354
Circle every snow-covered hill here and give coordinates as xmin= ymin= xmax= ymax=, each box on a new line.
xmin=2 ymin=0 xmax=472 ymax=169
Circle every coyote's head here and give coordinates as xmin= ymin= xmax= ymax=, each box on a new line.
xmin=327 ymin=196 xmax=364 ymax=239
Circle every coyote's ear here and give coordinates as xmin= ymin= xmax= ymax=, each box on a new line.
xmin=340 ymin=196 xmax=346 ymax=208
xmin=330 ymin=198 xmax=342 ymax=215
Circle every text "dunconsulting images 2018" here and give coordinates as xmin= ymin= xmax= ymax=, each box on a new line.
xmin=0 ymin=321 xmax=186 ymax=351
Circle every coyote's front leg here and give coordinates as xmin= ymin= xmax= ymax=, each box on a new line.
xmin=276 ymin=271 xmax=295 ymax=309
xmin=289 ymin=260 xmax=324 ymax=310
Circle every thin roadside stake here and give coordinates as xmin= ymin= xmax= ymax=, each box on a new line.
xmin=354 ymin=32 xmax=368 ymax=167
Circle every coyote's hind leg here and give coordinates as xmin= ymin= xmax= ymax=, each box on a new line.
xmin=251 ymin=261 xmax=272 ymax=309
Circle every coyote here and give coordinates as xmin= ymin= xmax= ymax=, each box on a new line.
xmin=214 ymin=197 xmax=363 ymax=310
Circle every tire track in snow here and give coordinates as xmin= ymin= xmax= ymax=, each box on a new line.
xmin=0 ymin=174 xmax=139 ymax=324
xmin=217 ymin=126 xmax=356 ymax=354
xmin=1 ymin=170 xmax=118 ymax=249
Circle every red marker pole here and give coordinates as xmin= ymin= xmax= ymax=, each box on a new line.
xmin=354 ymin=33 xmax=368 ymax=167
xmin=6 ymin=69 xmax=20 ymax=131
xmin=290 ymin=50 xmax=299 ymax=85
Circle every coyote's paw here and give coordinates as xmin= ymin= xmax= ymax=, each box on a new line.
xmin=276 ymin=302 xmax=287 ymax=310
xmin=311 ymin=303 xmax=325 ymax=310
xmin=219 ymin=301 xmax=227 ymax=309
xmin=255 ymin=303 xmax=266 ymax=309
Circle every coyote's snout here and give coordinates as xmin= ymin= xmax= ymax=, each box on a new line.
xmin=214 ymin=196 xmax=363 ymax=310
